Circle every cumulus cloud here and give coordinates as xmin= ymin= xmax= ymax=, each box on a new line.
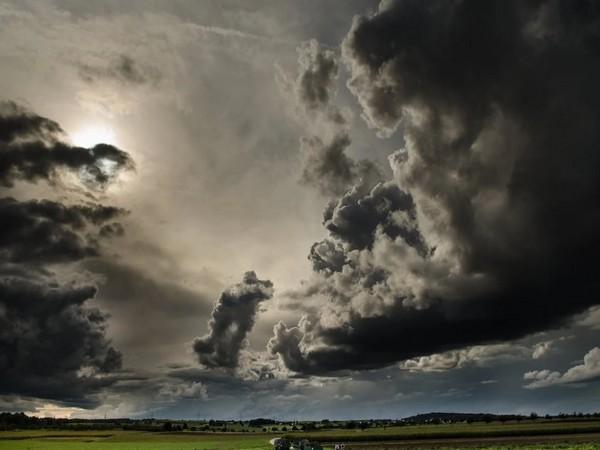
xmin=577 ymin=306 xmax=600 ymax=330
xmin=524 ymin=347 xmax=600 ymax=389
xmin=158 ymin=380 xmax=207 ymax=401
xmin=281 ymin=39 xmax=381 ymax=197
xmin=322 ymin=180 xmax=425 ymax=252
xmin=270 ymin=0 xmax=600 ymax=375
xmin=531 ymin=337 xmax=571 ymax=360
xmin=308 ymin=239 xmax=347 ymax=274
xmin=0 ymin=103 xmax=133 ymax=406
xmin=194 ymin=271 xmax=274 ymax=369
xmin=0 ymin=101 xmax=63 ymax=143
xmin=295 ymin=40 xmax=339 ymax=111
xmin=300 ymin=134 xmax=356 ymax=197
xmin=532 ymin=341 xmax=554 ymax=360
xmin=399 ymin=344 xmax=530 ymax=372
xmin=0 ymin=276 xmax=122 ymax=406
xmin=0 ymin=101 xmax=134 ymax=188
xmin=268 ymin=320 xmax=308 ymax=374
xmin=0 ymin=197 xmax=126 ymax=264
xmin=399 ymin=337 xmax=572 ymax=372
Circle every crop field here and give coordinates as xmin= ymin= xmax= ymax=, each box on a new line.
xmin=0 ymin=429 xmax=272 ymax=449
xmin=285 ymin=420 xmax=600 ymax=442
xmin=2 ymin=421 xmax=600 ymax=450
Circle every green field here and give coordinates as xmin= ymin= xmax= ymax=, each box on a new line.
xmin=285 ymin=420 xmax=600 ymax=442
xmin=0 ymin=429 xmax=272 ymax=449
xmin=2 ymin=421 xmax=600 ymax=450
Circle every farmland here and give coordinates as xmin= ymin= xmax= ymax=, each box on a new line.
xmin=0 ymin=429 xmax=271 ymax=449
xmin=284 ymin=419 xmax=600 ymax=442
xmin=2 ymin=420 xmax=600 ymax=449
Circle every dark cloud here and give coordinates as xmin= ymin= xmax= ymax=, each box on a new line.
xmin=98 ymin=222 xmax=125 ymax=238
xmin=0 ymin=276 xmax=121 ymax=407
xmin=0 ymin=101 xmax=63 ymax=144
xmin=307 ymin=179 xmax=426 ymax=274
xmin=0 ymin=101 xmax=134 ymax=189
xmin=323 ymin=180 xmax=426 ymax=252
xmin=288 ymin=40 xmax=382 ymax=197
xmin=268 ymin=321 xmax=308 ymax=374
xmin=194 ymin=271 xmax=273 ymax=369
xmin=0 ymin=104 xmax=132 ymax=406
xmin=0 ymin=197 xmax=126 ymax=264
xmin=296 ymin=40 xmax=339 ymax=110
xmin=78 ymin=54 xmax=160 ymax=85
xmin=300 ymin=134 xmax=355 ymax=196
xmin=308 ymin=239 xmax=347 ymax=274
xmin=300 ymin=133 xmax=382 ymax=197
xmin=270 ymin=0 xmax=600 ymax=375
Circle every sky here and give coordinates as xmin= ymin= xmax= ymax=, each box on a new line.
xmin=1 ymin=0 xmax=600 ymax=420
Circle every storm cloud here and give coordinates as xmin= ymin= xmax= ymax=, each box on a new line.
xmin=0 ymin=277 xmax=122 ymax=406
xmin=0 ymin=101 xmax=134 ymax=188
xmin=0 ymin=197 xmax=126 ymax=264
xmin=4 ymin=0 xmax=600 ymax=418
xmin=0 ymin=103 xmax=133 ymax=406
xmin=296 ymin=40 xmax=339 ymax=111
xmin=270 ymin=0 xmax=600 ymax=374
xmin=322 ymin=180 xmax=425 ymax=252
xmin=194 ymin=271 xmax=273 ymax=369
xmin=284 ymin=40 xmax=381 ymax=197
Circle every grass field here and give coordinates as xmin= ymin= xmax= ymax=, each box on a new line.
xmin=0 ymin=429 xmax=272 ymax=449
xmin=2 ymin=421 xmax=600 ymax=450
xmin=284 ymin=420 xmax=600 ymax=442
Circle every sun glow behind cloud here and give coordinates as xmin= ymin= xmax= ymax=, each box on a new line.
xmin=71 ymin=124 xmax=117 ymax=148
xmin=28 ymin=403 xmax=87 ymax=419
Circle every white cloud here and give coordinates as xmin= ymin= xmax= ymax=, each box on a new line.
xmin=532 ymin=341 xmax=554 ymax=359
xmin=531 ymin=336 xmax=571 ymax=359
xmin=399 ymin=344 xmax=529 ymax=372
xmin=577 ymin=306 xmax=600 ymax=330
xmin=399 ymin=337 xmax=573 ymax=373
xmin=524 ymin=347 xmax=600 ymax=389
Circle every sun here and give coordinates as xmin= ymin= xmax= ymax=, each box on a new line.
xmin=71 ymin=124 xmax=117 ymax=148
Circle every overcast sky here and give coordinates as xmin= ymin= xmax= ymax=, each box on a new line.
xmin=2 ymin=0 xmax=600 ymax=420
